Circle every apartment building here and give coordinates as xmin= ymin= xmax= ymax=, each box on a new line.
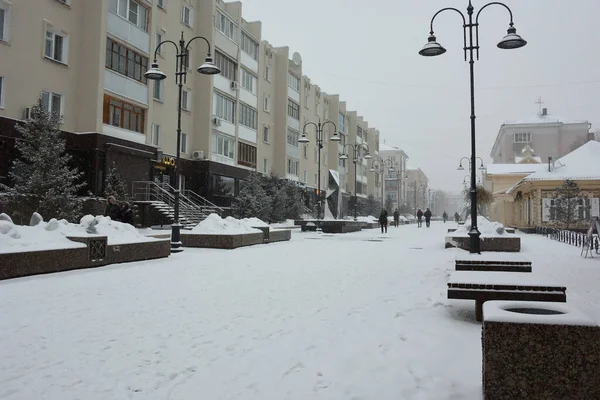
xmin=379 ymin=143 xmax=409 ymax=210
xmin=490 ymin=108 xmax=593 ymax=164
xmin=406 ymin=167 xmax=429 ymax=211
xmin=0 ymin=0 xmax=382 ymax=212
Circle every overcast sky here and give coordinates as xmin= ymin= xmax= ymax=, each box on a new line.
xmin=241 ymin=0 xmax=600 ymax=193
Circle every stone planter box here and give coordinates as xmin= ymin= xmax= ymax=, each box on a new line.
xmin=320 ymin=221 xmax=362 ymax=234
xmin=269 ymin=229 xmax=291 ymax=243
xmin=359 ymin=221 xmax=379 ymax=229
xmin=105 ymin=240 xmax=171 ymax=264
xmin=447 ymin=228 xmax=457 ymax=233
xmin=0 ymin=236 xmax=170 ymax=280
xmin=483 ymin=301 xmax=600 ymax=399
xmin=180 ymin=232 xmax=264 ymax=249
xmin=445 ymin=235 xmax=521 ymax=252
xmin=301 ymin=222 xmax=318 ymax=232
xmin=252 ymin=226 xmax=270 ymax=242
xmin=505 ymin=228 xmax=516 ymax=234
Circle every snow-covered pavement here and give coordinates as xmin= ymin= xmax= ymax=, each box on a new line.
xmin=1 ymin=223 xmax=599 ymax=399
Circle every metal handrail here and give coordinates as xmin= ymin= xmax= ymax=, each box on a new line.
xmin=182 ymin=189 xmax=224 ymax=213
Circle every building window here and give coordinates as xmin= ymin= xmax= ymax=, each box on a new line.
xmin=239 ymin=103 xmax=257 ymax=130
xmin=287 ymin=158 xmax=299 ymax=175
xmin=215 ymin=51 xmax=237 ymax=81
xmin=304 ymin=90 xmax=309 ymax=108
xmin=213 ymin=92 xmax=235 ymax=123
xmin=265 ymin=64 xmax=271 ymax=81
xmin=157 ymin=0 xmax=165 ymax=9
xmin=215 ymin=11 xmax=236 ymax=42
xmin=0 ymin=6 xmax=9 ymax=42
xmin=288 ymin=72 xmax=300 ymax=91
xmin=303 ymin=145 xmax=308 ymax=159
xmin=155 ymin=31 xmax=164 ymax=56
xmin=287 ymin=128 xmax=299 ymax=147
xmin=45 ymin=29 xmax=67 ymax=63
xmin=263 ymin=126 xmax=270 ymax=143
xmin=181 ymin=132 xmax=188 ymax=153
xmin=238 ymin=142 xmax=257 ymax=168
xmin=241 ymin=32 xmax=258 ymax=60
xmin=103 ymin=94 xmax=145 ymax=133
xmin=263 ymin=94 xmax=270 ymax=112
xmin=41 ymin=91 xmax=62 ymax=118
xmin=182 ymin=5 xmax=193 ymax=27
xmin=338 ymin=112 xmax=345 ymax=133
xmin=151 ymin=123 xmax=160 ymax=146
xmin=182 ymin=90 xmax=190 ymax=111
xmin=109 ymin=0 xmax=149 ymax=32
xmin=314 ymin=173 xmax=318 ymax=185
xmin=240 ymin=68 xmax=257 ymax=94
xmin=183 ymin=49 xmax=191 ymax=69
xmin=303 ymin=170 xmax=307 ymax=183
xmin=314 ymin=147 xmax=318 ymax=162
xmin=153 ymin=80 xmax=163 ymax=101
xmin=105 ymin=37 xmax=148 ymax=84
xmin=514 ymin=132 xmax=531 ymax=143
xmin=357 ymin=126 xmax=363 ymax=139
xmin=263 ymin=158 xmax=268 ymax=173
xmin=287 ymin=99 xmax=299 ymax=120
xmin=212 ymin=132 xmax=235 ymax=159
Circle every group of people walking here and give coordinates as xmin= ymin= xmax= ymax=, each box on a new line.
xmin=416 ymin=208 xmax=432 ymax=228
xmin=104 ymin=195 xmax=134 ymax=225
xmin=377 ymin=207 xmax=461 ymax=233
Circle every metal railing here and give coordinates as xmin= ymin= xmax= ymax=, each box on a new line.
xmin=183 ymin=189 xmax=223 ymax=214
xmin=535 ymin=226 xmax=599 ymax=253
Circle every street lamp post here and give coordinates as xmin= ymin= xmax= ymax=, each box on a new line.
xmin=145 ymin=32 xmax=221 ymax=252
xmin=419 ymin=1 xmax=527 ymax=254
xmin=340 ymin=143 xmax=372 ymax=220
xmin=298 ymin=120 xmax=340 ymax=223
xmin=370 ymin=157 xmax=395 ymax=210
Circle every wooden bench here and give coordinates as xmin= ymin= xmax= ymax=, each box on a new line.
xmin=455 ymin=255 xmax=532 ymax=273
xmin=448 ymin=271 xmax=566 ymax=322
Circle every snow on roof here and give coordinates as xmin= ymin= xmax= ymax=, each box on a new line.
xmin=503 ymin=113 xmax=588 ymax=125
xmin=406 ymin=163 xmax=419 ymax=170
xmin=483 ymin=301 xmax=598 ymax=327
xmin=486 ymin=164 xmax=546 ymax=175
xmin=515 ymin=156 xmax=542 ymax=163
xmin=522 ymin=140 xmax=600 ymax=181
xmin=379 ymin=143 xmax=399 ymax=152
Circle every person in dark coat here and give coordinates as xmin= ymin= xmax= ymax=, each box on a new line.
xmin=393 ymin=209 xmax=400 ymax=227
xmin=454 ymin=212 xmax=460 ymax=223
xmin=416 ymin=209 xmax=423 ymax=228
xmin=120 ymin=202 xmax=134 ymax=225
xmin=424 ymin=208 xmax=432 ymax=228
xmin=379 ymin=209 xmax=389 ymax=233
xmin=442 ymin=211 xmax=448 ymax=223
xmin=105 ymin=196 xmax=121 ymax=222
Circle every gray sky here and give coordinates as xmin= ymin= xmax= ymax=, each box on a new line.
xmin=241 ymin=0 xmax=600 ymax=192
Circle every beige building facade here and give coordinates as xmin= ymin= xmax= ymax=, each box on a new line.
xmin=0 ymin=0 xmax=384 ymax=209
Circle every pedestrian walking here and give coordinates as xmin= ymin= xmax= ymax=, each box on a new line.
xmin=120 ymin=202 xmax=134 ymax=225
xmin=416 ymin=209 xmax=423 ymax=228
xmin=393 ymin=209 xmax=400 ymax=227
xmin=424 ymin=208 xmax=432 ymax=228
xmin=442 ymin=211 xmax=448 ymax=223
xmin=454 ymin=212 xmax=460 ymax=223
xmin=379 ymin=209 xmax=389 ymax=233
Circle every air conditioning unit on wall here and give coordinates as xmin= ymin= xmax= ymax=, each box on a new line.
xmin=23 ymin=108 xmax=32 ymax=120
xmin=192 ymin=150 xmax=205 ymax=160
xmin=230 ymin=81 xmax=239 ymax=90
xmin=212 ymin=117 xmax=222 ymax=126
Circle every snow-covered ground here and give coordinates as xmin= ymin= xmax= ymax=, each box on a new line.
xmin=0 ymin=222 xmax=598 ymax=399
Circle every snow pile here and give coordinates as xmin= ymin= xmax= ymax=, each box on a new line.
xmin=270 ymin=219 xmax=295 ymax=228
xmin=399 ymin=215 xmax=408 ymax=222
xmin=191 ymin=214 xmax=262 ymax=235
xmin=453 ymin=216 xmax=507 ymax=237
xmin=356 ymin=216 xmax=377 ymax=223
xmin=0 ymin=214 xmax=155 ymax=253
xmin=241 ymin=217 xmax=269 ymax=228
xmin=0 ymin=215 xmax=85 ymax=254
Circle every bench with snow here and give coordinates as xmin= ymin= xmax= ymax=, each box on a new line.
xmin=447 ymin=271 xmax=566 ymax=322
xmin=455 ymin=254 xmax=532 ymax=273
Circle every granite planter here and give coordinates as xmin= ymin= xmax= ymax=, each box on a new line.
xmin=269 ymin=229 xmax=292 ymax=243
xmin=180 ymin=232 xmax=264 ymax=249
xmin=445 ymin=235 xmax=521 ymax=252
xmin=320 ymin=221 xmax=362 ymax=234
xmin=483 ymin=301 xmax=600 ymax=400
xmin=105 ymin=240 xmax=171 ymax=264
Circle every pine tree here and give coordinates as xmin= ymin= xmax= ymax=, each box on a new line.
xmin=0 ymin=99 xmax=85 ymax=221
xmin=385 ymin=197 xmax=394 ymax=214
xmin=550 ymin=179 xmax=586 ymax=230
xmin=104 ymin=162 xmax=129 ymax=201
xmin=233 ymin=172 xmax=272 ymax=221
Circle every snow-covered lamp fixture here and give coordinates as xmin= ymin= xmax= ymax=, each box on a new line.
xmin=330 ymin=132 xmax=341 ymax=142
xmin=419 ymin=34 xmax=446 ymax=57
xmin=388 ymin=166 xmax=395 ymax=173
xmin=457 ymin=163 xmax=465 ymax=171
xmin=144 ymin=63 xmax=167 ymax=80
xmin=497 ymin=25 xmax=527 ymax=50
xmin=298 ymin=134 xmax=310 ymax=144
xmin=339 ymin=153 xmax=348 ymax=160
xmin=197 ymin=56 xmax=221 ymax=75
xmin=364 ymin=152 xmax=373 ymax=160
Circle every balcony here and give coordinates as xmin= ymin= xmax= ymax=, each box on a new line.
xmin=104 ymin=69 xmax=148 ymax=105
xmin=240 ymin=51 xmax=258 ymax=74
xmin=287 ymin=115 xmax=299 ymax=131
xmin=107 ymin=12 xmax=150 ymax=54
xmin=238 ymin=125 xmax=256 ymax=143
xmin=288 ymin=88 xmax=300 ymax=103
